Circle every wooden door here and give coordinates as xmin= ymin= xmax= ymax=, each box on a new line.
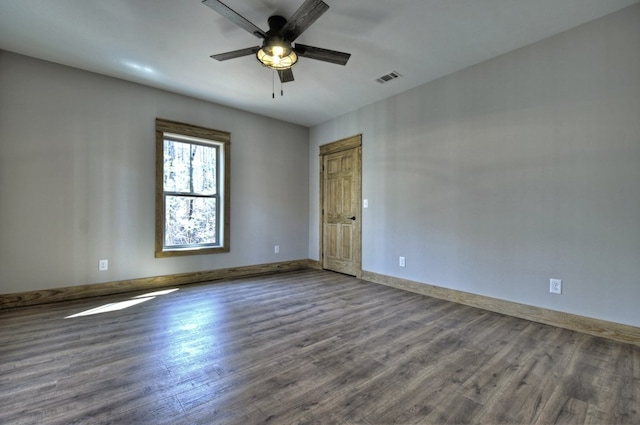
xmin=321 ymin=136 xmax=361 ymax=276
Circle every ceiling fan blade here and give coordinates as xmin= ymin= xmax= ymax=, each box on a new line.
xmin=279 ymin=0 xmax=329 ymax=41
xmin=294 ymin=44 xmax=351 ymax=65
xmin=211 ymin=46 xmax=260 ymax=61
xmin=278 ymin=68 xmax=295 ymax=83
xmin=202 ymin=0 xmax=267 ymax=39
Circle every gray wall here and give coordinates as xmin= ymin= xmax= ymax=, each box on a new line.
xmin=309 ymin=5 xmax=640 ymax=327
xmin=0 ymin=51 xmax=309 ymax=294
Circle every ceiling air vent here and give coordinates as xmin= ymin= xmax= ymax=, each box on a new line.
xmin=376 ymin=71 xmax=402 ymax=84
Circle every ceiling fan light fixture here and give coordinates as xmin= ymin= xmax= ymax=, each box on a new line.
xmin=256 ymin=38 xmax=298 ymax=70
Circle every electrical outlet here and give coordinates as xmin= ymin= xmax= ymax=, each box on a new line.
xmin=399 ymin=256 xmax=406 ymax=267
xmin=550 ymin=278 xmax=562 ymax=294
xmin=98 ymin=259 xmax=109 ymax=271
xmin=274 ymin=245 xmax=280 ymax=254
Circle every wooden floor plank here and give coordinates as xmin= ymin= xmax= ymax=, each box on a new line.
xmin=1 ymin=269 xmax=638 ymax=424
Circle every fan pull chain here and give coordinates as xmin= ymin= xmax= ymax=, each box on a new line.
xmin=270 ymin=70 xmax=285 ymax=98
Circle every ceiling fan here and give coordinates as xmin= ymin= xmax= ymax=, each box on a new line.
xmin=203 ymin=0 xmax=351 ymax=84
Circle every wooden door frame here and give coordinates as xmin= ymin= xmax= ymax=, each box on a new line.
xmin=319 ymin=134 xmax=362 ymax=278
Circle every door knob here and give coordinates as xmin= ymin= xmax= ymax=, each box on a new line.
xmin=349 ymin=216 xmax=356 ymax=221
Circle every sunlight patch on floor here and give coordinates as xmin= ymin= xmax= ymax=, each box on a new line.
xmin=134 ymin=288 xmax=180 ymax=298
xmin=65 ymin=288 xmax=179 ymax=318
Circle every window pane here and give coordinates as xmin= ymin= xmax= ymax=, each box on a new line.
xmin=165 ymin=195 xmax=217 ymax=247
xmin=191 ymin=144 xmax=217 ymax=195
xmin=164 ymin=140 xmax=217 ymax=195
xmin=164 ymin=140 xmax=192 ymax=193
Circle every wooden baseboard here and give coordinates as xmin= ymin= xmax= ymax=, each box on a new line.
xmin=0 ymin=259 xmax=312 ymax=309
xmin=307 ymin=259 xmax=322 ymax=270
xmin=361 ymin=271 xmax=640 ymax=347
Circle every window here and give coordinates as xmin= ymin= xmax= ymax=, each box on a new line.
xmin=155 ymin=119 xmax=230 ymax=257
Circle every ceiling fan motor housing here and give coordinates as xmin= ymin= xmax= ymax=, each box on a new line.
xmin=267 ymin=15 xmax=288 ymax=34
xmin=256 ymin=16 xmax=297 ymax=69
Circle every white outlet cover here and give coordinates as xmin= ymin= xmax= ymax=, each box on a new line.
xmin=550 ymin=278 xmax=562 ymax=294
xmin=99 ymin=259 xmax=109 ymax=271
xmin=363 ymin=199 xmax=369 ymax=208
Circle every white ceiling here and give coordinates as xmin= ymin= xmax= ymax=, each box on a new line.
xmin=1 ymin=0 xmax=638 ymax=127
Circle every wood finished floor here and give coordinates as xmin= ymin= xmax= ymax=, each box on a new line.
xmin=1 ymin=270 xmax=638 ymax=425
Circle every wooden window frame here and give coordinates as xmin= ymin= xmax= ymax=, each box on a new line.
xmin=155 ymin=118 xmax=230 ymax=258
